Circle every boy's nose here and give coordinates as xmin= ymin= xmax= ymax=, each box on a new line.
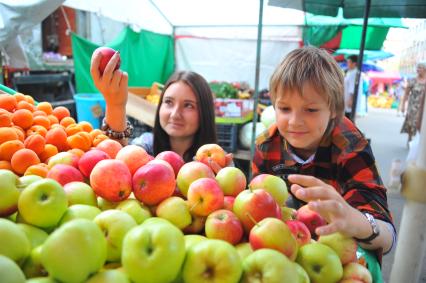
xmin=288 ymin=111 xmax=301 ymax=125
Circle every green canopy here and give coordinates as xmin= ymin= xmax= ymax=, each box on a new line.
xmin=303 ymin=9 xmax=406 ymax=50
xmin=270 ymin=0 xmax=426 ymax=18
xmin=71 ymin=26 xmax=174 ymax=94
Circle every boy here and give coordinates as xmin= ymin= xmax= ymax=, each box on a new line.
xmin=252 ymin=47 xmax=395 ymax=260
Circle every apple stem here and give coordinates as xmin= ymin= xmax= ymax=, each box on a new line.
xmin=189 ymin=200 xmax=200 ymax=212
xmin=245 ymin=212 xmax=259 ymax=227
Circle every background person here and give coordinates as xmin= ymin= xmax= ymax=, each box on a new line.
xmin=400 ymin=61 xmax=426 ymax=145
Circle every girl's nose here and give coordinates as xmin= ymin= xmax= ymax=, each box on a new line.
xmin=170 ymin=105 xmax=182 ymax=118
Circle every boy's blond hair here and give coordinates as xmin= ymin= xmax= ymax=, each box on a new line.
xmin=270 ymin=46 xmax=345 ymax=122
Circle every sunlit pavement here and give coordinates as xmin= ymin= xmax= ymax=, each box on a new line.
xmin=356 ymin=107 xmax=426 ymax=282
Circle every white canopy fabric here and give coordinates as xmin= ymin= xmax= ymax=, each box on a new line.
xmin=63 ymin=0 xmax=306 ymax=35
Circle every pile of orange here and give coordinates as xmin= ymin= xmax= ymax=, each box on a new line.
xmin=0 ymin=93 xmax=109 ymax=177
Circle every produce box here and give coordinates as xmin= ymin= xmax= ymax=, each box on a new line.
xmin=215 ymin=98 xmax=254 ymax=118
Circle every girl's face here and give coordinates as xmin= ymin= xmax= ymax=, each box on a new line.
xmin=159 ymin=81 xmax=200 ymax=140
xmin=274 ymin=83 xmax=335 ymax=157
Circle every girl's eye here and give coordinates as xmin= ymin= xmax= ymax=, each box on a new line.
xmin=185 ymin=103 xmax=195 ymax=109
xmin=163 ymin=99 xmax=173 ymax=105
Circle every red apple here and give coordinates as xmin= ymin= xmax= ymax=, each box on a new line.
xmin=341 ymin=262 xmax=372 ymax=283
xmin=116 ymin=145 xmax=151 ymax=175
xmin=296 ymin=204 xmax=327 ymax=237
xmin=78 ymin=149 xmax=110 ymax=178
xmin=249 ymin=217 xmax=298 ymax=260
xmin=187 ymin=178 xmax=224 ymax=217
xmin=176 ymin=161 xmax=215 ymax=197
xmin=223 ymin=196 xmax=235 ymax=211
xmin=183 ymin=214 xmax=207 ymax=234
xmin=132 ymin=162 xmax=176 ymax=206
xmin=96 ymin=46 xmax=120 ymax=74
xmin=249 ymin=174 xmax=288 ymax=206
xmin=90 ymin=159 xmax=132 ymax=202
xmin=233 ymin=189 xmax=281 ymax=233
xmin=95 ymin=139 xmax=123 ymax=159
xmin=195 ymin=143 xmax=226 ymax=169
xmin=47 ymin=164 xmax=84 ymax=186
xmin=205 ymin=209 xmax=243 ymax=245
xmin=155 ymin=151 xmax=185 ymax=177
xmin=285 ymin=219 xmax=311 ymax=247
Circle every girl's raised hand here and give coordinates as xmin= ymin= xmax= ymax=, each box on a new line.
xmin=90 ymin=50 xmax=128 ymax=108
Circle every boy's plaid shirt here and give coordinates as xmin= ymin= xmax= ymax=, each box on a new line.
xmin=252 ymin=117 xmax=393 ymax=227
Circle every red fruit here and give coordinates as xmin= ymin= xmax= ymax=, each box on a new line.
xmin=96 ymin=47 xmax=120 ymax=74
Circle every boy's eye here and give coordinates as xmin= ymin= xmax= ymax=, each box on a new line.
xmin=278 ymin=107 xmax=290 ymax=112
xmin=306 ymin=108 xmax=318 ymax=113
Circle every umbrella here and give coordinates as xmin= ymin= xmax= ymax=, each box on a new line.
xmin=339 ymin=61 xmax=385 ymax=72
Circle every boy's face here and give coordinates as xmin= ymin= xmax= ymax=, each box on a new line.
xmin=274 ymin=83 xmax=335 ymax=156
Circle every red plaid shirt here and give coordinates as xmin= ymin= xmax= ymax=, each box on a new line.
xmin=252 ymin=117 xmax=394 ymax=230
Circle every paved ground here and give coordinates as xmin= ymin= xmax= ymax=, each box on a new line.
xmin=356 ymin=107 xmax=426 ymax=283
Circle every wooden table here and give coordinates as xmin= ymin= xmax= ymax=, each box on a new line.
xmin=126 ymin=90 xmax=156 ymax=128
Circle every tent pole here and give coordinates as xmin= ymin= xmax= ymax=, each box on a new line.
xmin=248 ymin=0 xmax=264 ymax=180
xmin=350 ymin=0 xmax=370 ymax=122
xmin=390 ymin=92 xmax=426 ymax=283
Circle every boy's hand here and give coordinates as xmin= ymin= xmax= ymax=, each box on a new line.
xmin=288 ymin=174 xmax=362 ymax=237
xmin=208 ymin=153 xmax=233 ymax=174
xmin=90 ymin=50 xmax=128 ymax=107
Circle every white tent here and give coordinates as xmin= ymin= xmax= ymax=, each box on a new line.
xmin=63 ymin=0 xmax=305 ymax=89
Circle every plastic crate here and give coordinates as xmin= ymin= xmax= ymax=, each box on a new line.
xmin=216 ymin=123 xmax=238 ymax=153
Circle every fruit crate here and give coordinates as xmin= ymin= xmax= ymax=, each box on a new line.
xmin=216 ymin=123 xmax=238 ymax=153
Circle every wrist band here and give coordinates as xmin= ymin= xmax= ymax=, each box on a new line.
xmin=101 ymin=118 xmax=133 ymax=139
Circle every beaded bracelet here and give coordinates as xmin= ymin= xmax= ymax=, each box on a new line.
xmin=101 ymin=118 xmax=133 ymax=140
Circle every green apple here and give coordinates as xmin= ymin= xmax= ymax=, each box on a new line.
xmin=182 ymin=239 xmax=242 ymax=283
xmin=116 ymin=198 xmax=152 ymax=224
xmin=296 ymin=243 xmax=343 ymax=283
xmin=17 ymin=223 xmax=49 ymax=249
xmin=156 ymin=196 xmax=192 ymax=229
xmin=184 ymin=234 xmax=207 ymax=251
xmin=18 ymin=179 xmax=68 ymax=228
xmin=318 ymin=232 xmax=358 ymax=265
xmin=249 ymin=174 xmax=288 ymax=205
xmin=294 ymin=262 xmax=311 ymax=283
xmin=0 ymin=254 xmax=26 ymax=283
xmin=0 ymin=169 xmax=21 ymax=217
xmin=122 ymin=217 xmax=185 ymax=283
xmin=21 ymin=245 xmax=47 ymax=278
xmin=18 ymin=175 xmax=43 ymax=188
xmin=25 ymin=277 xmax=58 ymax=283
xmin=59 ymin=204 xmax=102 ymax=225
xmin=235 ymin=242 xmax=253 ymax=260
xmin=0 ymin=218 xmax=30 ymax=262
xmin=241 ymin=248 xmax=299 ymax=283
xmin=281 ymin=206 xmax=296 ymax=221
xmin=215 ymin=166 xmax=247 ymax=197
xmin=97 ymin=197 xmax=121 ymax=210
xmin=86 ymin=269 xmax=130 ymax=283
xmin=41 ymin=219 xmax=107 ymax=283
xmin=63 ymin=181 xmax=97 ymax=206
xmin=94 ymin=209 xmax=137 ymax=262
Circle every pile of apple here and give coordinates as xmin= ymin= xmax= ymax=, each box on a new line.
xmin=0 ymin=141 xmax=373 ymax=283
